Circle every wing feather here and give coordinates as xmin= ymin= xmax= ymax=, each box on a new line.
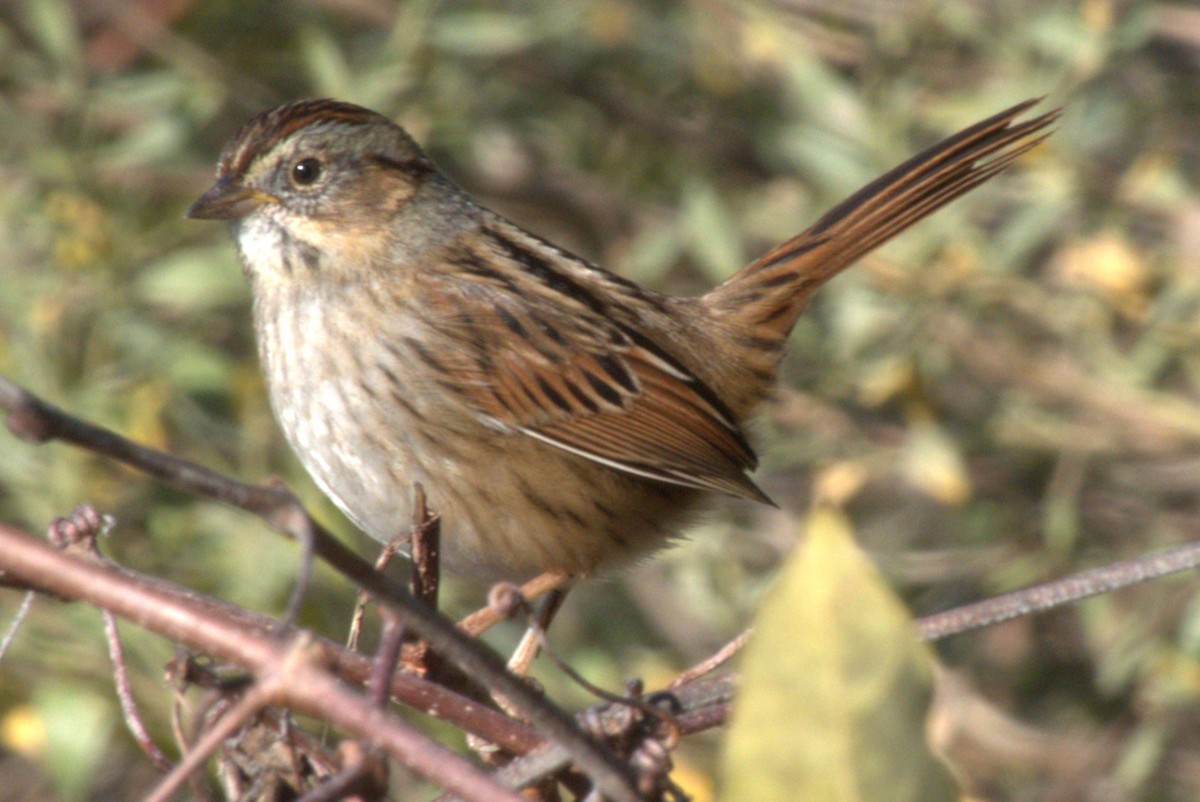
xmin=425 ymin=231 xmax=771 ymax=504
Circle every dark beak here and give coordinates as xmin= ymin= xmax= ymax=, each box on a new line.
xmin=186 ymin=175 xmax=276 ymax=220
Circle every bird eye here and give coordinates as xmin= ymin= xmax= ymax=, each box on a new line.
xmin=291 ymin=157 xmax=323 ymax=186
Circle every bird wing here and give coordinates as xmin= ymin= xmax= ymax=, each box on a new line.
xmin=422 ymin=225 xmax=770 ymax=504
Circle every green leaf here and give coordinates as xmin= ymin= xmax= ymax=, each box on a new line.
xmin=722 ymin=507 xmax=960 ymax=802
xmin=36 ymin=685 xmax=113 ymax=801
xmin=135 ymin=246 xmax=245 ymax=310
xmin=429 ymin=12 xmax=539 ymax=57
xmin=100 ymin=115 xmax=188 ymax=167
xmin=620 ymin=222 xmax=683 ymax=284
xmin=300 ymin=27 xmax=354 ymax=101
xmin=21 ymin=0 xmax=83 ymax=74
xmin=682 ymin=179 xmax=743 ymax=282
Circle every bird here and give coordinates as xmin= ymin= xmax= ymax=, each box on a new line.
xmin=187 ymin=97 xmax=1056 ymax=583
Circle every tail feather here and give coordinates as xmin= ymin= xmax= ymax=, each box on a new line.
xmin=705 ymin=99 xmax=1059 ymax=348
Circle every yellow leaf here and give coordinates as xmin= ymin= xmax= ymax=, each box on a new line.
xmin=45 ymin=191 xmax=110 ymax=270
xmin=813 ymin=461 xmax=869 ymax=506
xmin=672 ymin=752 xmax=716 ymax=802
xmin=902 ymin=422 xmax=971 ymax=506
xmin=127 ymin=381 xmax=170 ymax=451
xmin=1 ymin=705 xmax=47 ymax=756
xmin=722 ymin=507 xmax=960 ymax=802
xmin=1054 ymin=233 xmax=1146 ymax=318
xmin=857 ymin=357 xmax=916 ymax=408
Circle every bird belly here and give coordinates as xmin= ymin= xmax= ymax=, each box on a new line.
xmin=253 ymin=289 xmax=698 ymax=580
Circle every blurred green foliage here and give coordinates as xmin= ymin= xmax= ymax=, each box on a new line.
xmin=2 ymin=0 xmax=1200 ymax=799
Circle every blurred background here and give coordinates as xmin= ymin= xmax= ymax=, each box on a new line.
xmin=1 ymin=0 xmax=1199 ymax=799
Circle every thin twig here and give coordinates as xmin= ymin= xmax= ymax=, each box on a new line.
xmin=277 ymin=492 xmax=314 ymax=630
xmin=165 ymin=658 xmax=215 ymax=802
xmin=459 ymin=571 xmax=570 ymax=637
xmin=506 ymin=587 xmax=568 ymax=676
xmin=369 ymin=611 xmax=406 ymax=709
xmin=104 ymin=610 xmax=174 ymax=772
xmin=347 ymin=528 xmax=409 ymax=654
xmin=658 ymin=538 xmax=1200 ymax=691
xmin=46 ymin=505 xmax=176 ymax=772
xmin=667 ymin=628 xmax=753 ymax=690
xmin=167 ymin=684 xmax=216 ymax=802
xmin=535 ymin=631 xmax=681 ymax=748
xmin=13 ymin=518 xmax=538 ymax=749
xmin=145 ymin=677 xmax=277 ymax=802
xmin=294 ymin=740 xmax=386 ymax=802
xmin=0 ymin=592 xmax=35 ymax=661
xmin=410 ymin=482 xmax=440 ymax=610
xmin=916 ymin=539 xmax=1200 ymax=640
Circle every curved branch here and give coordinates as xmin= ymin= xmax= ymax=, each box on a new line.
xmin=0 ymin=375 xmax=641 ymax=802
xmin=0 ymin=522 xmax=520 ymax=802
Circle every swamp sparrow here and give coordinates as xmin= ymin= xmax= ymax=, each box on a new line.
xmin=188 ymin=98 xmax=1055 ymax=580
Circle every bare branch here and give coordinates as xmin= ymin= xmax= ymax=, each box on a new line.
xmin=0 ymin=375 xmax=642 ymax=802
xmin=13 ymin=367 xmax=1195 ymax=797
xmin=914 ymin=540 xmax=1200 ymax=640
xmin=0 ymin=523 xmax=522 ymax=802
xmin=458 ymin=676 xmax=735 ymax=798
xmin=6 ymin=517 xmax=539 ymax=748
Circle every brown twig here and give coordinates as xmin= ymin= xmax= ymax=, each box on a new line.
xmin=0 ymin=376 xmax=642 ymax=802
xmin=0 ymin=524 xmax=523 ymax=802
xmin=167 ymin=663 xmax=215 ymax=802
xmin=47 ymin=505 xmax=177 ymax=772
xmin=441 ymin=676 xmax=736 ymax=801
xmin=105 ymin=609 xmax=175 ymax=772
xmin=459 ymin=571 xmax=571 ymax=637
xmin=403 ymin=483 xmax=444 ymax=677
xmin=369 ymin=610 xmax=406 ymax=709
xmin=410 ymin=482 xmax=441 ymax=610
xmin=21 ymin=516 xmax=540 ymax=748
xmin=506 ymin=587 xmax=568 ymax=676
xmin=295 ymin=740 xmax=387 ymax=802
xmin=346 ymin=483 xmax=434 ymax=663
xmin=146 ymin=676 xmax=278 ymax=802
xmin=346 ymin=525 xmax=409 ymax=654
xmin=915 ymin=540 xmax=1200 ymax=640
xmin=667 ymin=628 xmax=753 ymax=690
xmin=658 ymin=535 xmax=1200 ymax=701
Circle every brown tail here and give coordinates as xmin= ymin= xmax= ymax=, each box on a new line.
xmin=705 ymin=98 xmax=1058 ymax=349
